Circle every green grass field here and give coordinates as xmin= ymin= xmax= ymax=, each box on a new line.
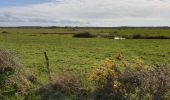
xmin=0 ymin=28 xmax=170 ymax=99
xmin=1 ymin=27 xmax=170 ymax=36
xmin=0 ymin=28 xmax=170 ymax=81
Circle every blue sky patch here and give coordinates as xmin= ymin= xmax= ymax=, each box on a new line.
xmin=0 ymin=0 xmax=51 ymax=7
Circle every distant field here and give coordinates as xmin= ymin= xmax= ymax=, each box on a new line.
xmin=0 ymin=28 xmax=170 ymax=83
xmin=1 ymin=27 xmax=170 ymax=37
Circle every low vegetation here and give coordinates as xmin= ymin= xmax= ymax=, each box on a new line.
xmin=1 ymin=31 xmax=9 ymax=34
xmin=25 ymin=54 xmax=170 ymax=100
xmin=31 ymin=72 xmax=88 ymax=100
xmin=99 ymin=33 xmax=116 ymax=39
xmin=0 ymin=49 xmax=20 ymax=85
xmin=73 ymin=32 xmax=96 ymax=38
xmin=0 ymin=50 xmax=31 ymax=99
xmin=89 ymin=54 xmax=170 ymax=100
xmin=131 ymin=34 xmax=170 ymax=39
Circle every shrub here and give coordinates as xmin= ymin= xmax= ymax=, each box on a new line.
xmin=131 ymin=34 xmax=144 ymax=39
xmin=36 ymin=72 xmax=89 ymax=99
xmin=1 ymin=31 xmax=8 ymax=34
xmin=73 ymin=32 xmax=96 ymax=38
xmin=51 ymin=72 xmax=82 ymax=95
xmin=145 ymin=36 xmax=170 ymax=39
xmin=131 ymin=34 xmax=170 ymax=39
xmin=0 ymin=50 xmax=31 ymax=99
xmin=0 ymin=49 xmax=20 ymax=86
xmin=89 ymin=54 xmax=170 ymax=100
xmin=26 ymin=74 xmax=37 ymax=84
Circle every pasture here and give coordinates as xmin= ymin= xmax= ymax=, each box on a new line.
xmin=0 ymin=27 xmax=170 ymax=99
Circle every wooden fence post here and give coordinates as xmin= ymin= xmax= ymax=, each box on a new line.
xmin=44 ymin=52 xmax=52 ymax=81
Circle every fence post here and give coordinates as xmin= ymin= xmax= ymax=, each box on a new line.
xmin=44 ymin=52 xmax=52 ymax=81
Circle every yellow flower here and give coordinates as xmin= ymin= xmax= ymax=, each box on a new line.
xmin=116 ymin=53 xmax=124 ymax=60
xmin=113 ymin=81 xmax=121 ymax=89
xmin=133 ymin=58 xmax=144 ymax=65
xmin=143 ymin=65 xmax=149 ymax=69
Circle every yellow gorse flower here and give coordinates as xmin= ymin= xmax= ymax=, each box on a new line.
xmin=89 ymin=58 xmax=120 ymax=86
xmin=113 ymin=81 xmax=121 ymax=89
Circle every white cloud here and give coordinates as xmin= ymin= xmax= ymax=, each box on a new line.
xmin=0 ymin=0 xmax=170 ymax=26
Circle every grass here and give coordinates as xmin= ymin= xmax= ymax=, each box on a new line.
xmin=0 ymin=28 xmax=170 ymax=99
xmin=0 ymin=32 xmax=170 ymax=75
xmin=1 ymin=27 xmax=170 ymax=36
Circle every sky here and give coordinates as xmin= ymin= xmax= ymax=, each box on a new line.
xmin=0 ymin=0 xmax=170 ymax=26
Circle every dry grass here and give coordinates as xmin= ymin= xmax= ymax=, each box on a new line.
xmin=35 ymin=72 xmax=89 ymax=100
xmin=0 ymin=49 xmax=21 ymax=87
xmin=0 ymin=49 xmax=20 ymax=72
xmin=0 ymin=49 xmax=31 ymax=98
xmin=51 ymin=72 xmax=82 ymax=95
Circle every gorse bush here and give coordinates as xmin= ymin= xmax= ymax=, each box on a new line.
xmin=89 ymin=54 xmax=170 ymax=100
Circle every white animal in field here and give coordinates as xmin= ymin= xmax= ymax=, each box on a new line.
xmin=114 ymin=37 xmax=126 ymax=40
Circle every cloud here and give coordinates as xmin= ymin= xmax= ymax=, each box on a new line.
xmin=0 ymin=0 xmax=170 ymax=26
